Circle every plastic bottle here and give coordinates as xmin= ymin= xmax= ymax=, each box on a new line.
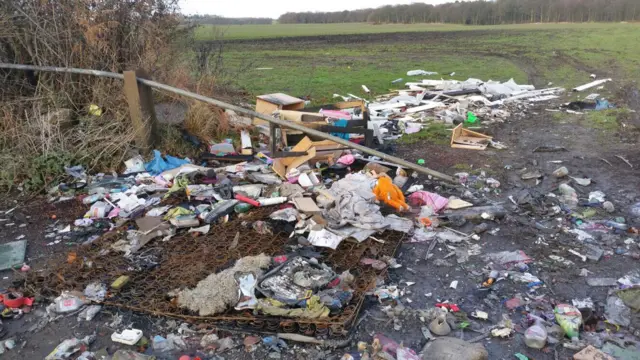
xmin=552 ymin=167 xmax=569 ymax=178
xmin=257 ymin=197 xmax=288 ymax=206
xmin=524 ymin=315 xmax=548 ymax=349
xmin=234 ymin=203 xmax=253 ymax=214
xmin=554 ymin=304 xmax=582 ymax=341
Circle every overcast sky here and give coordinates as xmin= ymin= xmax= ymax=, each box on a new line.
xmin=180 ymin=0 xmax=464 ymax=19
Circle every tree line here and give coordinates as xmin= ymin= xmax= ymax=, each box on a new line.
xmin=278 ymin=0 xmax=640 ymax=25
xmin=186 ymin=15 xmax=272 ymax=25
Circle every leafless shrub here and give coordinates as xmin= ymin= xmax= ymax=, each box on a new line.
xmin=0 ymin=1 xmax=220 ymax=191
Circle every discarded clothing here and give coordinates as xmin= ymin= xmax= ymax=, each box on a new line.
xmin=324 ymin=174 xmax=386 ymax=230
xmin=317 ymin=288 xmax=353 ymax=311
xmin=330 ymin=119 xmax=350 ymax=139
xmin=407 ymin=191 xmax=448 ymax=213
xmin=256 ymin=296 xmax=329 ymax=319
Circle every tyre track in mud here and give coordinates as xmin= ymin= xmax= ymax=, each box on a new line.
xmin=219 ymin=29 xmax=521 ymax=46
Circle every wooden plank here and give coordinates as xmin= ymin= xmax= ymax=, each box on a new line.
xmin=136 ymin=69 xmax=159 ymax=149
xmin=334 ymin=100 xmax=365 ymax=111
xmin=124 ymin=70 xmax=152 ymax=152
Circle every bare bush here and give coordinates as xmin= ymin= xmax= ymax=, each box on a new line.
xmin=0 ymin=0 xmax=195 ymax=191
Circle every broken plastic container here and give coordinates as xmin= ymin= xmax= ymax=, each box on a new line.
xmin=152 ymin=335 xmax=174 ymax=353
xmin=524 ymin=315 xmax=547 ymax=349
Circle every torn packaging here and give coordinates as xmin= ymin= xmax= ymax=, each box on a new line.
xmin=257 ymin=256 xmax=335 ymax=306
xmin=308 ymin=228 xmax=345 ymax=250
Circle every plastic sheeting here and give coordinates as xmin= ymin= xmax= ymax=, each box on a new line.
xmin=479 ymin=78 xmax=535 ymax=98
xmin=407 ymin=70 xmax=438 ymax=76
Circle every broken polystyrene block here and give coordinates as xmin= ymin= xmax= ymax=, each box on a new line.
xmin=111 ymin=329 xmax=143 ymax=345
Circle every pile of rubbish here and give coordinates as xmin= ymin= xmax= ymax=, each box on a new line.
xmin=332 ymin=75 xmax=564 ymax=143
xmin=3 ymin=72 xmax=640 ymax=360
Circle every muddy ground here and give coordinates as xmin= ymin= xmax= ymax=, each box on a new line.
xmin=1 ymin=36 xmax=640 ymax=360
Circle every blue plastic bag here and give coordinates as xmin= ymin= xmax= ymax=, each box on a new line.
xmin=595 ymin=99 xmax=614 ymax=111
xmin=144 ymin=150 xmax=190 ymax=176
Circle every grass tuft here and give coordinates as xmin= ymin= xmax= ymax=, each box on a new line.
xmin=585 ymin=108 xmax=630 ymax=131
xmin=398 ymin=123 xmax=451 ymax=145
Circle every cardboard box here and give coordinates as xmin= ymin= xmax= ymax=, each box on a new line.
xmin=254 ymin=93 xmax=305 ymax=126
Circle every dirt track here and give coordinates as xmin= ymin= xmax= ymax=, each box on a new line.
xmin=221 ymin=29 xmax=506 ymax=45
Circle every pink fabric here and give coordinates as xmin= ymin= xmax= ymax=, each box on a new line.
xmin=407 ymin=191 xmax=449 ymax=213
xmin=337 ymin=154 xmax=355 ymax=165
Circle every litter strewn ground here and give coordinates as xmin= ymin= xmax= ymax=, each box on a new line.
xmin=1 ymin=69 xmax=639 ymax=360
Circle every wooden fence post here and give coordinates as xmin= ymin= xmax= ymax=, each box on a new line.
xmin=123 ymin=70 xmax=158 ymax=153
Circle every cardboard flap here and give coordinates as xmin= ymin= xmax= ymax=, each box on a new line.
xmin=272 ymin=137 xmax=317 ymax=178
xmin=451 ymin=124 xmax=492 ymax=150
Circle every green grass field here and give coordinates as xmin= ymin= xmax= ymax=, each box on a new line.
xmin=198 ymin=22 xmax=635 ymax=40
xmin=208 ymin=23 xmax=640 ymax=104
